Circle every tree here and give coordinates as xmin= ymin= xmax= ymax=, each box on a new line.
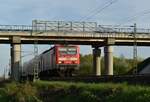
xmin=78 ymin=54 xmax=93 ymax=75
xmin=78 ymin=54 xmax=142 ymax=75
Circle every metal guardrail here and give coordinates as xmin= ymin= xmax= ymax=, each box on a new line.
xmin=32 ymin=21 xmax=97 ymax=32
xmin=0 ymin=25 xmax=32 ymax=31
xmin=0 ymin=21 xmax=150 ymax=34
xmin=97 ymin=25 xmax=150 ymax=34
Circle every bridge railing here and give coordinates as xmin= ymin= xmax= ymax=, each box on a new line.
xmin=96 ymin=25 xmax=150 ymax=34
xmin=0 ymin=25 xmax=32 ymax=31
xmin=0 ymin=23 xmax=150 ymax=34
xmin=32 ymin=20 xmax=97 ymax=32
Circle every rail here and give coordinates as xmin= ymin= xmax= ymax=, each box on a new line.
xmin=41 ymin=75 xmax=150 ymax=85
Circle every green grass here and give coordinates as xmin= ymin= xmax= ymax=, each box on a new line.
xmin=34 ymin=81 xmax=150 ymax=102
xmin=0 ymin=81 xmax=41 ymax=102
xmin=0 ymin=81 xmax=150 ymax=102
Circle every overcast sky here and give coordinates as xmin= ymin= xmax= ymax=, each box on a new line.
xmin=1 ymin=0 xmax=150 ymax=76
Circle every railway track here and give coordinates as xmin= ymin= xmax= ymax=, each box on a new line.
xmin=41 ymin=75 xmax=150 ymax=85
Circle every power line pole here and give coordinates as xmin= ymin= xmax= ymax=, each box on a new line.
xmin=133 ymin=23 xmax=138 ymax=74
xmin=33 ymin=40 xmax=39 ymax=81
xmin=3 ymin=66 xmax=6 ymax=80
xmin=32 ymin=20 xmax=39 ymax=81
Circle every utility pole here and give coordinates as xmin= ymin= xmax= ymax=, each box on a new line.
xmin=33 ymin=40 xmax=39 ymax=81
xmin=3 ymin=66 xmax=5 ymax=80
xmin=133 ymin=23 xmax=137 ymax=74
xmin=32 ymin=20 xmax=39 ymax=81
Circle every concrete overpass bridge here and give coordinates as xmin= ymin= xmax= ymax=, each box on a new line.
xmin=0 ymin=20 xmax=150 ymax=80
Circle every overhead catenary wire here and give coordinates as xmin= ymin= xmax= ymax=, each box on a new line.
xmin=114 ymin=9 xmax=150 ymax=27
xmin=80 ymin=0 xmax=113 ymax=20
xmin=80 ymin=0 xmax=119 ymax=21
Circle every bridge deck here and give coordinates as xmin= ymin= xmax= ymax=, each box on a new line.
xmin=0 ymin=22 xmax=150 ymax=46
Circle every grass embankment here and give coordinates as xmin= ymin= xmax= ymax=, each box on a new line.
xmin=0 ymin=81 xmax=150 ymax=102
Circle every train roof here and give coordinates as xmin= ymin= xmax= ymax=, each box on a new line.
xmin=42 ymin=46 xmax=55 ymax=54
xmin=42 ymin=45 xmax=79 ymax=54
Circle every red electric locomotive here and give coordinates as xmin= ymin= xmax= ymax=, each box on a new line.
xmin=22 ymin=45 xmax=80 ymax=79
xmin=40 ymin=45 xmax=80 ymax=77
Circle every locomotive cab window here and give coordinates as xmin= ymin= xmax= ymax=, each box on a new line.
xmin=67 ymin=48 xmax=77 ymax=55
xmin=59 ymin=47 xmax=77 ymax=55
xmin=59 ymin=48 xmax=67 ymax=55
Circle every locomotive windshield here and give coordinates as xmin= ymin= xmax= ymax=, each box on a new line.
xmin=67 ymin=48 xmax=77 ymax=54
xmin=59 ymin=47 xmax=77 ymax=55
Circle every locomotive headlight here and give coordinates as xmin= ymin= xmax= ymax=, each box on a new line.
xmin=74 ymin=61 xmax=78 ymax=63
xmin=58 ymin=61 xmax=62 ymax=64
xmin=59 ymin=58 xmax=67 ymax=60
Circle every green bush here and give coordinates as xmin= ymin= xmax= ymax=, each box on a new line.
xmin=3 ymin=82 xmax=41 ymax=102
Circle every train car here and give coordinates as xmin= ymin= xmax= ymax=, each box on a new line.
xmin=22 ymin=45 xmax=80 ymax=80
xmin=21 ymin=55 xmax=42 ymax=80
xmin=40 ymin=45 xmax=80 ymax=77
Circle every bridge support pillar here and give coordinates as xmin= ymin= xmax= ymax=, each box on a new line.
xmin=11 ymin=36 xmax=21 ymax=81
xmin=104 ymin=45 xmax=113 ymax=75
xmin=93 ymin=47 xmax=101 ymax=76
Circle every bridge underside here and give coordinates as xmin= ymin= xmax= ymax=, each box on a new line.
xmin=0 ymin=36 xmax=150 ymax=46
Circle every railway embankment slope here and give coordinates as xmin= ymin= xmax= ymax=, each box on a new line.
xmin=128 ymin=57 xmax=150 ymax=74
